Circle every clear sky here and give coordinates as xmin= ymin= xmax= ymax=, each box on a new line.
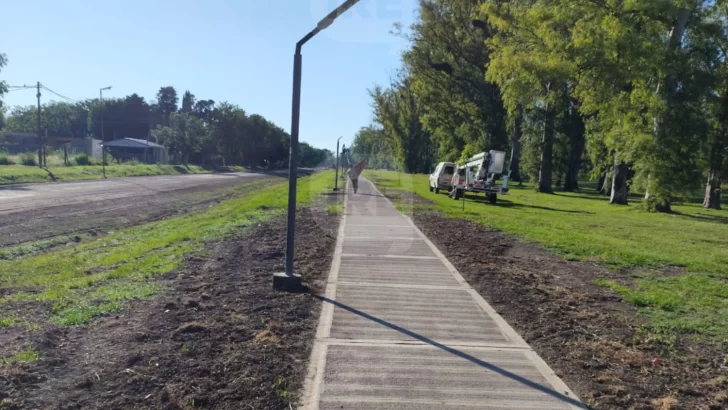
xmin=1 ymin=0 xmax=416 ymax=152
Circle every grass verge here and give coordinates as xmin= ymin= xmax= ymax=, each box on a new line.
xmin=0 ymin=171 xmax=334 ymax=326
xmin=0 ymin=163 xmax=244 ymax=185
xmin=366 ymin=170 xmax=728 ymax=341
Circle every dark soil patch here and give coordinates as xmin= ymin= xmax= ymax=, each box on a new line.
xmin=0 ymin=201 xmax=340 ymax=409
xmin=413 ymin=210 xmax=728 ymax=410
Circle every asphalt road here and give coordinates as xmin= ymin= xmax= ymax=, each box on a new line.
xmin=0 ymin=172 xmax=279 ymax=247
xmin=0 ymin=172 xmax=264 ymax=215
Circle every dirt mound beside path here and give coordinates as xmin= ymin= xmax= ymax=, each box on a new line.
xmin=414 ymin=210 xmax=727 ymax=410
xmin=0 ymin=205 xmax=339 ymax=410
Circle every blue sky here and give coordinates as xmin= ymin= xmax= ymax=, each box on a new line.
xmin=1 ymin=0 xmax=416 ymax=152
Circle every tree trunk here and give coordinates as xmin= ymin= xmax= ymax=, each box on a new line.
xmin=645 ymin=9 xmax=689 ymax=213
xmin=563 ymin=114 xmax=585 ymax=192
xmin=509 ymin=107 xmax=522 ymax=182
xmin=537 ymin=103 xmax=555 ymax=193
xmin=703 ymin=175 xmax=721 ymax=210
xmin=609 ymin=162 xmax=629 ymax=205
xmin=601 ymin=169 xmax=612 ymax=196
xmin=703 ymin=144 xmax=723 ymax=209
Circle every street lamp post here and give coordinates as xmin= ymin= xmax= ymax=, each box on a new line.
xmin=273 ymin=0 xmax=362 ymax=290
xmin=99 ymin=86 xmax=112 ymax=178
xmin=334 ymin=136 xmax=342 ymax=191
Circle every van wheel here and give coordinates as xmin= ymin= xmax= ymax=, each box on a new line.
xmin=429 ymin=184 xmax=434 ymax=192
xmin=435 ymin=187 xmax=440 ymax=194
xmin=488 ymin=193 xmax=497 ymax=204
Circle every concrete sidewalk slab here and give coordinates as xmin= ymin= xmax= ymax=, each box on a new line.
xmin=337 ymin=255 xmax=461 ymax=287
xmin=301 ymin=177 xmax=583 ymax=410
xmin=319 ymin=344 xmax=574 ymax=410
xmin=342 ymin=237 xmax=434 ymax=257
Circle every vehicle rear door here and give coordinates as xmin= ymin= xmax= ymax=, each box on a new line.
xmin=441 ymin=165 xmax=454 ymax=185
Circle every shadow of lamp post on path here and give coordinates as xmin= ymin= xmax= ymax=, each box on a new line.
xmin=273 ymin=0 xmax=363 ymax=291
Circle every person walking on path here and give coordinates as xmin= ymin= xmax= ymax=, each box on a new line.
xmin=349 ymin=160 xmax=366 ymax=194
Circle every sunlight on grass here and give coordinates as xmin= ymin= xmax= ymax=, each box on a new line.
xmin=366 ymin=170 xmax=728 ymax=273
xmin=0 ymin=171 xmax=335 ymax=325
xmin=366 ymin=170 xmax=728 ymax=340
xmin=0 ymin=163 xmax=215 ymax=185
xmin=326 ymin=204 xmax=343 ymax=214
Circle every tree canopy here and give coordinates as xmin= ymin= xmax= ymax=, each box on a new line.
xmin=352 ymin=0 xmax=728 ymax=210
xmin=0 ymin=81 xmax=331 ymax=169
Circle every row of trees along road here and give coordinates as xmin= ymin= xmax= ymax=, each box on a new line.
xmin=0 ymin=67 xmax=331 ymax=168
xmin=351 ymin=0 xmax=728 ymax=211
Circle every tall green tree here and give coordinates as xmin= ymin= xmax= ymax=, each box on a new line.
xmin=193 ymin=99 xmax=215 ymax=123
xmin=482 ymin=0 xmax=575 ymax=193
xmin=6 ymin=102 xmax=88 ymax=138
xmin=156 ymin=86 xmax=178 ymax=126
xmin=696 ymin=1 xmax=728 ymax=209
xmin=181 ymin=90 xmax=195 ymax=114
xmin=370 ymin=70 xmax=433 ymax=173
xmin=153 ymin=113 xmax=206 ymax=164
xmin=401 ymin=0 xmax=508 ymax=167
xmin=88 ymin=95 xmax=151 ymax=140
xmin=561 ymin=95 xmax=586 ymax=192
xmin=351 ymin=125 xmax=394 ymax=169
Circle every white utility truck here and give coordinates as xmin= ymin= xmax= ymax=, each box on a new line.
xmin=449 ymin=151 xmax=509 ymax=204
xmin=428 ymin=162 xmax=456 ymax=194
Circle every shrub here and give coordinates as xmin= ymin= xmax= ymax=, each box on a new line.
xmin=0 ymin=153 xmax=14 ymax=165
xmin=74 ymin=153 xmax=91 ymax=166
xmin=125 ymin=158 xmax=140 ymax=166
xmin=20 ymin=153 xmax=37 ymax=166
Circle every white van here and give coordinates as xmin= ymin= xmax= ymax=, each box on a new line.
xmin=429 ymin=162 xmax=456 ymax=194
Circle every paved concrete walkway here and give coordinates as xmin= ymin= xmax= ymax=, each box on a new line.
xmin=301 ymin=178 xmax=583 ymax=409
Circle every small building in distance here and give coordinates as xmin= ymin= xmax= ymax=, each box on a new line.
xmin=103 ymin=138 xmax=168 ymax=164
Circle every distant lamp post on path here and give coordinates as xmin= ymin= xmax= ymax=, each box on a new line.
xmin=273 ymin=0 xmax=362 ymax=291
xmin=99 ymin=86 xmax=112 ymax=178
xmin=334 ymin=136 xmax=343 ymax=191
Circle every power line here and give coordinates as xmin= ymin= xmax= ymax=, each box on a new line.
xmin=5 ymin=83 xmax=78 ymax=104
xmin=41 ymin=85 xmax=77 ymax=103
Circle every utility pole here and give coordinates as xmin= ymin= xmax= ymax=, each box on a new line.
xmin=100 ymin=89 xmax=105 ymax=143
xmin=334 ymin=136 xmax=342 ymax=191
xmin=273 ymin=0 xmax=362 ymax=291
xmin=99 ymin=86 xmax=112 ymax=177
xmin=36 ymin=81 xmax=43 ymax=168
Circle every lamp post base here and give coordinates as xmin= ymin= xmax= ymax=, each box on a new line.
xmin=272 ymin=272 xmax=302 ymax=291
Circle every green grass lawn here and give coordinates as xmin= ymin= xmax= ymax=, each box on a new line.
xmin=0 ymin=171 xmax=335 ymax=326
xmin=0 ymin=164 xmax=217 ymax=185
xmin=366 ymin=170 xmax=728 ymax=340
